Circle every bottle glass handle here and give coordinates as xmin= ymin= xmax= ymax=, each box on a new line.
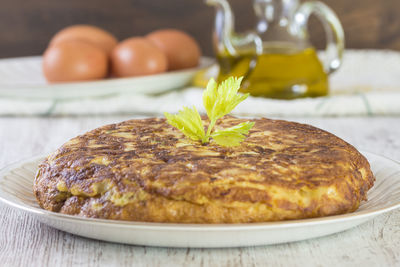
xmin=231 ymin=32 xmax=263 ymax=81
xmin=295 ymin=1 xmax=345 ymax=74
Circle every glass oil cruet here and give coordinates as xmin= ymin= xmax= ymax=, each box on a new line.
xmin=206 ymin=0 xmax=344 ymax=99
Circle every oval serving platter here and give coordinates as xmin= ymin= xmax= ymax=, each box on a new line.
xmin=0 ymin=56 xmax=214 ymax=100
xmin=0 ymin=151 xmax=400 ymax=248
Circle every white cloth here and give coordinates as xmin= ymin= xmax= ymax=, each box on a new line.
xmin=1 ymin=49 xmax=400 ymax=116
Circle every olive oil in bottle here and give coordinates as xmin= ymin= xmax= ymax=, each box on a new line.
xmin=217 ymin=44 xmax=328 ymax=99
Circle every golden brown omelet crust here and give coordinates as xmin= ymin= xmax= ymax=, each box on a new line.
xmin=34 ymin=117 xmax=374 ymax=223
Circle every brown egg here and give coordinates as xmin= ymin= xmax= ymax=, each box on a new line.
xmin=42 ymin=40 xmax=108 ymax=83
xmin=111 ymin=37 xmax=168 ymax=77
xmin=49 ymin=25 xmax=118 ymax=55
xmin=146 ymin=29 xmax=201 ymax=71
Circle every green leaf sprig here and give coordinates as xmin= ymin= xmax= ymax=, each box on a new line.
xmin=164 ymin=76 xmax=254 ymax=147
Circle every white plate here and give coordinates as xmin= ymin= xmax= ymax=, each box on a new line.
xmin=0 ymin=56 xmax=214 ymax=100
xmin=0 ymin=151 xmax=399 ymax=248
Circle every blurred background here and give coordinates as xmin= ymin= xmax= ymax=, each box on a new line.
xmin=1 ymin=0 xmax=400 ymax=58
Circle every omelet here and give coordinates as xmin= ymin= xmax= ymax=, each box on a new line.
xmin=34 ymin=116 xmax=374 ymax=223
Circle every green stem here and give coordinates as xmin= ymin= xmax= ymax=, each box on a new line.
xmin=202 ymin=118 xmax=217 ymax=144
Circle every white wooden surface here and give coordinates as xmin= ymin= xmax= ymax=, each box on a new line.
xmin=1 ymin=116 xmax=400 ymax=267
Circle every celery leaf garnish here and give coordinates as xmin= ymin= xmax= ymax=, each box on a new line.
xmin=165 ymin=77 xmax=253 ymax=147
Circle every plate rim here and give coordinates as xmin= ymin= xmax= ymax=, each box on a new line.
xmin=0 ymin=56 xmax=214 ymax=88
xmin=0 ymin=150 xmax=399 ymax=231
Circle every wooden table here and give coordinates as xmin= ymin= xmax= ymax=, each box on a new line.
xmin=1 ymin=116 xmax=400 ymax=266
